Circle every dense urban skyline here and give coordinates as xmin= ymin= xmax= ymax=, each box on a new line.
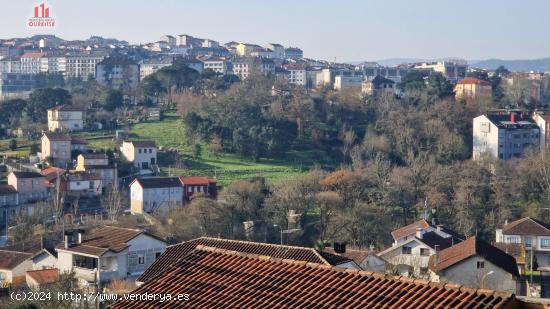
xmin=2 ymin=0 xmax=550 ymax=62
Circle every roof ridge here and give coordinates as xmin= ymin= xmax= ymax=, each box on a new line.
xmin=193 ymin=245 xmax=513 ymax=297
xmin=194 ymin=236 xmax=327 ymax=256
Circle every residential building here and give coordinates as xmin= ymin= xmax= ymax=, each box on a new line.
xmin=30 ymin=248 xmax=58 ymax=270
xmin=428 ymin=236 xmax=519 ymax=293
xmin=64 ymin=172 xmax=102 ymax=198
xmin=472 ymin=112 xmax=540 ymax=160
xmin=283 ymin=63 xmax=306 ymax=86
xmin=285 ymin=47 xmax=303 ymax=59
xmin=179 ymin=176 xmax=217 ymax=200
xmin=0 ymin=250 xmax=33 ymax=286
xmin=362 ymin=75 xmax=396 ymax=96
xmin=532 ymin=111 xmax=550 ymax=155
xmin=116 ymin=243 xmax=518 ymax=308
xmin=454 ymin=78 xmax=492 ymax=100
xmin=41 ymin=133 xmax=72 ymax=166
xmin=7 ymin=172 xmax=48 ymax=204
xmin=377 ymin=219 xmax=465 ymax=277
xmin=0 ymin=57 xmax=21 ymax=73
xmin=138 ymin=56 xmax=173 ymax=80
xmin=360 ymin=65 xmax=411 ymax=83
xmin=159 ymin=35 xmax=176 ymax=46
xmin=137 ymin=237 xmax=360 ymax=285
xmin=493 ymin=242 xmax=526 ymax=275
xmin=496 ymin=217 xmax=550 ymax=269
xmin=65 ymin=54 xmax=105 ymax=79
xmin=55 ymin=227 xmax=167 ymax=285
xmin=323 ymin=245 xmax=386 ymax=273
xmin=130 ymin=177 xmax=184 ymax=214
xmin=202 ymin=39 xmax=219 ymax=48
xmin=265 ymin=43 xmax=285 ymax=59
xmin=0 ymin=73 xmax=36 ymax=100
xmin=20 ymin=52 xmax=44 ymax=74
xmin=334 ymin=75 xmax=363 ymax=90
xmin=232 ymin=57 xmax=275 ymax=79
xmin=120 ymin=141 xmax=157 ymax=170
xmin=75 ymin=153 xmax=116 ymax=189
xmin=176 ymin=34 xmax=196 ymax=47
xmin=236 ymin=43 xmax=263 ymax=57
xmin=26 ymin=268 xmax=59 ymax=289
xmin=0 ymin=184 xmax=18 ymax=207
xmin=201 ymin=56 xmax=231 ymax=75
xmin=412 ymin=60 xmax=467 ymax=82
xmin=39 ymin=56 xmax=67 ymax=74
xmin=96 ymin=56 xmax=139 ymax=89
xmin=47 ymin=105 xmax=85 ymax=132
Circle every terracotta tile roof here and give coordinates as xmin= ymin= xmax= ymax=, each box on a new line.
xmin=493 ymin=242 xmax=525 ymax=265
xmin=429 ymin=237 xmax=520 ymax=277
xmin=43 ymin=132 xmax=72 ymax=142
xmin=40 ymin=166 xmax=66 ymax=181
xmin=56 ymin=226 xmax=165 ymax=257
xmin=502 ymin=217 xmax=550 ymax=236
xmin=21 ymin=52 xmax=45 ymax=59
xmin=47 ymin=104 xmax=84 ymax=112
xmin=114 ymin=246 xmax=516 ymax=308
xmin=391 ymin=219 xmax=431 ymax=240
xmin=138 ymin=237 xmax=349 ymax=283
xmin=0 ymin=250 xmax=32 ymax=270
xmin=178 ymin=176 xmax=216 ymax=185
xmin=26 ymin=269 xmax=59 ymax=285
xmin=10 ymin=171 xmax=44 ymax=179
xmin=457 ymin=78 xmax=491 ymax=86
xmin=324 ymin=247 xmax=377 ymax=264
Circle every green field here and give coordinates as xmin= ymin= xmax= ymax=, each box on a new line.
xmin=85 ymin=112 xmax=324 ymax=186
xmin=0 ymin=112 xmax=326 ymax=186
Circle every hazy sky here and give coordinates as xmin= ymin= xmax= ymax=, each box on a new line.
xmin=2 ymin=0 xmax=550 ymax=62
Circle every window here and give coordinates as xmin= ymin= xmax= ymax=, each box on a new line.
xmin=477 ymin=261 xmax=485 ymax=269
xmin=541 ymin=238 xmax=550 ymax=249
xmin=74 ymin=255 xmax=98 ymax=269
xmin=138 ymin=149 xmax=142 ymax=154
xmin=188 ymin=186 xmax=192 ymax=193
xmin=402 ymin=246 xmax=412 ymax=255
xmin=138 ymin=255 xmax=145 ymax=265
xmin=420 ymin=248 xmax=430 ymax=256
xmin=524 ymin=236 xmax=533 ymax=248
xmin=149 ymin=149 xmax=152 ymax=153
xmin=155 ymin=252 xmax=161 ymax=259
xmin=506 ymin=236 xmax=520 ymax=243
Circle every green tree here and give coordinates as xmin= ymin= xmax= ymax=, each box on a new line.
xmin=26 ymin=88 xmax=71 ymax=122
xmin=192 ymin=143 xmax=202 ymax=160
xmin=103 ymin=88 xmax=124 ymax=111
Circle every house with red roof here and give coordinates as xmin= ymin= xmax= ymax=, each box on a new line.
xmin=26 ymin=268 xmax=59 ymax=289
xmin=454 ymin=77 xmax=492 ymax=100
xmin=179 ymin=176 xmax=217 ymax=200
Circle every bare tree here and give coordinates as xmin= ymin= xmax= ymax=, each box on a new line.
xmin=102 ymin=182 xmax=124 ymax=222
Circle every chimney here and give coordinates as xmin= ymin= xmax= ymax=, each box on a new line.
xmin=416 ymin=227 xmax=423 ymax=239
xmin=77 ymin=229 xmax=84 ymax=244
xmin=334 ymin=242 xmax=346 ymax=254
xmin=436 ymin=225 xmax=443 ymax=232
xmin=505 ymin=219 xmax=509 ymax=225
xmin=510 ymin=112 xmax=516 ymax=123
xmin=64 ymin=233 xmax=70 ymax=249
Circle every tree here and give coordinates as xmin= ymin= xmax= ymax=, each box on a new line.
xmin=426 ymin=72 xmax=454 ymax=100
xmin=103 ymin=89 xmax=124 ymax=111
xmin=208 ymin=135 xmax=223 ymax=158
xmin=9 ymin=139 xmax=16 ymax=151
xmin=26 ymin=88 xmax=71 ymax=122
xmin=102 ymin=182 xmax=125 ymax=222
xmin=192 ymin=143 xmax=202 ymax=160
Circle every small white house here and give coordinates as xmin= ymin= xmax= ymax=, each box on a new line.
xmin=130 ymin=177 xmax=184 ymax=214
xmin=0 ymin=250 xmax=33 ymax=286
xmin=31 ymin=248 xmax=58 ymax=270
xmin=47 ymin=105 xmax=84 ymax=132
xmin=55 ymin=227 xmax=167 ymax=285
xmin=120 ymin=141 xmax=157 ymax=170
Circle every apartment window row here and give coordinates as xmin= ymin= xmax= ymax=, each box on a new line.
xmin=138 ymin=148 xmax=153 ymax=154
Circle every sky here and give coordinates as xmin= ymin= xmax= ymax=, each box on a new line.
xmin=2 ymin=0 xmax=550 ymax=62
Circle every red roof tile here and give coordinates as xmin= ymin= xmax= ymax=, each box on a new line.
xmin=457 ymin=78 xmax=491 ymax=86
xmin=26 ymin=269 xmax=59 ymax=285
xmin=0 ymin=250 xmax=32 ymax=270
xmin=179 ymin=176 xmax=216 ymax=185
xmin=137 ymin=237 xmax=350 ymax=283
xmin=113 ymin=246 xmax=516 ymax=308
xmin=429 ymin=237 xmax=519 ymax=277
xmin=502 ymin=217 xmax=550 ymax=236
xmin=391 ymin=219 xmax=430 ymax=240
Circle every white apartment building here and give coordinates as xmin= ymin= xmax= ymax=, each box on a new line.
xmin=473 ymin=112 xmax=540 ymax=161
xmin=47 ymin=105 xmax=84 ymax=132
xmin=284 ymin=64 xmax=306 ymax=86
xmin=39 ymin=56 xmax=67 ymax=73
xmin=412 ymin=60 xmax=467 ymax=82
xmin=0 ymin=58 xmax=21 ymax=73
xmin=130 ymin=177 xmax=184 ymax=214
xmin=265 ymin=43 xmax=285 ymax=59
xmin=96 ymin=57 xmax=139 ymax=89
xmin=160 ymin=35 xmax=176 ymax=46
xmin=65 ymin=54 xmax=105 ymax=79
xmin=20 ymin=52 xmax=44 ymax=74
xmin=120 ymin=141 xmax=157 ymax=170
xmin=202 ymin=57 xmax=231 ymax=75
xmin=334 ymin=75 xmax=364 ymax=90
xmin=532 ymin=111 xmax=550 ymax=155
xmin=139 ymin=57 xmax=174 ymax=80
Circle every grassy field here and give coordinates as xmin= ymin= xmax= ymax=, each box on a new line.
xmin=0 ymin=112 xmax=325 ymax=186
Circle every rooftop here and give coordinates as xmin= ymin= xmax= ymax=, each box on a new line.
xmin=117 ymin=246 xmax=516 ymax=308
xmin=138 ymin=237 xmax=354 ymax=283
xmin=10 ymin=171 xmax=44 ymax=179
xmin=48 ymin=104 xmax=84 ymax=112
xmin=0 ymin=250 xmax=32 ymax=270
xmin=429 ymin=236 xmax=519 ymax=277
xmin=457 ymin=78 xmax=491 ymax=86
xmin=133 ymin=177 xmax=182 ymax=189
xmin=502 ymin=217 xmax=550 ymax=236
xmin=43 ymin=132 xmax=72 ymax=142
xmin=26 ymin=268 xmax=59 ymax=285
xmin=178 ymin=176 xmax=216 ymax=185
xmin=125 ymin=140 xmax=156 ymax=148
